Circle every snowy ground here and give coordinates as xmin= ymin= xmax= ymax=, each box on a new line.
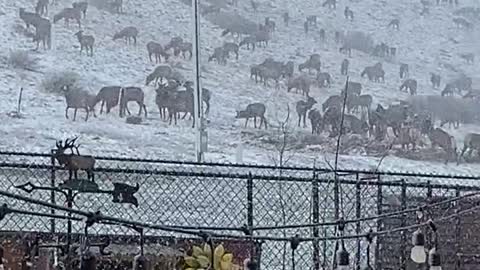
xmin=0 ymin=0 xmax=480 ymax=176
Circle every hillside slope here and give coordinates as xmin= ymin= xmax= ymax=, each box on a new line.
xmin=1 ymin=0 xmax=480 ymax=175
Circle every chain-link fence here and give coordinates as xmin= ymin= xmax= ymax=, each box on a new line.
xmin=0 ymin=151 xmax=480 ymax=269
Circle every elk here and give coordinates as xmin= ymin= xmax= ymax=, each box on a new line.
xmin=53 ymin=8 xmax=82 ymax=28
xmin=235 ymin=103 xmax=267 ymax=129
xmin=54 ymin=137 xmax=95 ymax=182
xmin=72 ymin=1 xmax=88 ymax=18
xmin=113 ymin=26 xmax=139 ymax=45
xmin=33 ymin=18 xmax=51 ymax=50
xmin=296 ymin=96 xmax=317 ymax=127
xmin=63 ymin=85 xmax=96 ymax=121
xmin=146 ymin=41 xmax=169 ymax=63
xmin=74 ymin=31 xmax=94 ymax=56
xmin=93 ymin=86 xmax=121 ymax=114
xmin=35 ymin=0 xmax=48 ymax=16
xmin=19 ymin=8 xmax=43 ymax=29
xmin=459 ymin=133 xmax=480 ymax=162
xmin=119 ymin=87 xmax=147 ymax=118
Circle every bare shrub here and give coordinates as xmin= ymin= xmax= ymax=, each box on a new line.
xmin=8 ymin=50 xmax=37 ymax=70
xmin=41 ymin=71 xmax=81 ymax=95
xmin=343 ymin=31 xmax=374 ymax=53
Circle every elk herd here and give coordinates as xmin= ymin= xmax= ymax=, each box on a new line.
xmin=12 ymin=0 xmax=480 ymax=164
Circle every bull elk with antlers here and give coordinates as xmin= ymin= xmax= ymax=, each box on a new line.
xmin=54 ymin=137 xmax=95 ymax=182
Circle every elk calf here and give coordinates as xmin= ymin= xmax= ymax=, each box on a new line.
xmin=296 ymin=96 xmax=317 ymax=127
xmin=74 ymin=31 xmax=94 ymax=56
xmin=119 ymin=87 xmax=147 ymax=118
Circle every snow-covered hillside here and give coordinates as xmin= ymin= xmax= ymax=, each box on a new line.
xmin=1 ymin=0 xmax=480 ymax=176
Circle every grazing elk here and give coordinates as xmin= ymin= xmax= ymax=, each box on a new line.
xmin=145 ymin=65 xmax=173 ymax=86
xmin=147 ymin=41 xmax=169 ymax=63
xmin=282 ymin=12 xmax=289 ymax=26
xmin=388 ymin=19 xmax=400 ymax=30
xmin=74 ymin=31 xmax=94 ymax=56
xmin=344 ymin=114 xmax=369 ymax=135
xmin=460 ymin=53 xmax=474 ymax=64
xmin=459 ymin=133 xmax=480 ymax=162
xmin=344 ymin=7 xmax=354 ymax=20
xmin=361 ymin=66 xmax=384 ymax=82
xmin=347 ymin=94 xmax=372 ymax=114
xmin=296 ymin=96 xmax=317 ymax=127
xmin=322 ymin=95 xmax=342 ymax=112
xmin=453 ymin=18 xmax=473 ymax=29
xmin=208 ymin=47 xmax=227 ymax=65
xmin=35 ymin=0 xmax=48 ymax=16
xmin=239 ymin=36 xmax=256 ymax=50
xmin=428 ymin=128 xmax=457 ymax=164
xmin=92 ymin=86 xmax=121 ymax=114
xmin=113 ymin=26 xmax=139 ymax=45
xmin=72 ymin=1 xmax=88 ymax=18
xmin=341 ymin=59 xmax=349 ymax=75
xmin=63 ymin=85 xmax=96 ymax=121
xmin=174 ymin=42 xmax=193 ymax=59
xmin=322 ymin=0 xmax=336 ymax=9
xmin=430 ymin=73 xmax=441 ymax=89
xmin=223 ymin=42 xmax=239 ymax=60
xmin=316 ymin=72 xmax=332 ymax=87
xmin=235 ymin=103 xmax=267 ymax=129
xmin=308 ymin=109 xmax=322 ymax=134
xmin=33 ymin=18 xmax=51 ymax=50
xmin=19 ymin=8 xmax=43 ymax=29
xmin=342 ymin=81 xmax=362 ymax=97
xmin=254 ymin=30 xmax=270 ymax=47
xmin=399 ymin=63 xmax=409 ymax=79
xmin=53 ymin=8 xmax=82 ymax=28
xmin=399 ymin=79 xmax=418 ymax=95
xmin=155 ymin=81 xmax=179 ymax=120
xmin=287 ymin=75 xmax=311 ymax=96
xmin=119 ymin=87 xmax=147 ymax=118
xmin=299 ymin=54 xmax=321 ymax=74
xmin=54 ymin=138 xmax=95 ymax=182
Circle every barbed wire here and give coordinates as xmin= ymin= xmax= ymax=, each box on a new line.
xmin=1 ymin=188 xmax=479 ymax=243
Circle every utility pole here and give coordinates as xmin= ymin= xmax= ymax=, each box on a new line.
xmin=192 ymin=0 xmax=206 ymax=162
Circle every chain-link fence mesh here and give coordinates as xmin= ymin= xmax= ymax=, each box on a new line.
xmin=0 ymin=151 xmax=480 ymax=269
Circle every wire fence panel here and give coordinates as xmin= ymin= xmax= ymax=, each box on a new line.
xmin=0 ymin=152 xmax=479 ymax=269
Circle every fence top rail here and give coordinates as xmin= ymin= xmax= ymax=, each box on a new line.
xmin=1 ymin=150 xmax=480 ymax=182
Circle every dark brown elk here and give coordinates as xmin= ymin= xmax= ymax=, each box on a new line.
xmin=155 ymin=81 xmax=180 ymax=120
xmin=146 ymin=65 xmax=173 ymax=86
xmin=119 ymin=87 xmax=147 ymax=118
xmin=459 ymin=133 xmax=480 ymax=162
xmin=63 ymin=86 xmax=96 ymax=121
xmin=399 ymin=63 xmax=409 ymax=79
xmin=308 ymin=109 xmax=322 ymax=134
xmin=53 ymin=8 xmax=82 ymax=28
xmin=316 ymin=72 xmax=332 ymax=87
xmin=235 ymin=103 xmax=267 ymax=129
xmin=299 ymin=54 xmax=321 ymax=73
xmin=322 ymin=95 xmax=342 ymax=112
xmin=428 ymin=128 xmax=457 ymax=164
xmin=342 ymin=81 xmax=362 ymax=97
xmin=388 ymin=19 xmax=400 ymax=30
xmin=343 ymin=114 xmax=369 ymax=135
xmin=74 ymin=31 xmax=94 ymax=56
xmin=341 ymin=59 xmax=349 ymax=75
xmin=19 ymin=8 xmax=43 ymax=29
xmin=92 ymin=86 xmax=121 ymax=114
xmin=164 ymin=89 xmax=195 ymax=127
xmin=430 ymin=73 xmax=441 ymax=89
xmin=183 ymin=81 xmax=211 ymax=115
xmin=173 ymin=42 xmax=193 ymax=59
xmin=35 ymin=0 xmax=48 ymax=16
xmin=147 ymin=41 xmax=169 ymax=63
xmin=164 ymin=36 xmax=184 ymax=52
xmin=361 ymin=65 xmax=384 ymax=82
xmin=254 ymin=30 xmax=270 ymax=47
xmin=239 ymin=36 xmax=256 ymax=50
xmin=33 ymin=18 xmax=51 ymax=50
xmin=72 ymin=1 xmax=88 ymax=18
xmin=287 ymin=75 xmax=311 ymax=96
xmin=282 ymin=61 xmax=294 ymax=78
xmin=208 ymin=47 xmax=227 ymax=65
xmin=223 ymin=42 xmax=239 ymax=60
xmin=113 ymin=26 xmax=139 ymax=45
xmin=54 ymin=137 xmax=95 ymax=182
xmin=296 ymin=96 xmax=317 ymax=127
xmin=259 ymin=66 xmax=282 ymax=89
xmin=399 ymin=79 xmax=418 ymax=95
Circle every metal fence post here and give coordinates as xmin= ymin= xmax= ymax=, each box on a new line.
xmin=426 ymin=181 xmax=433 ymax=248
xmin=375 ymin=174 xmax=383 ymax=270
xmin=400 ymin=180 xmax=407 ymax=270
xmin=312 ymin=168 xmax=320 ymax=270
xmin=355 ymin=174 xmax=361 ymax=270
xmin=50 ymin=149 xmax=56 ymax=233
xmin=454 ymin=187 xmax=461 ymax=270
xmin=247 ymin=172 xmax=254 ymax=229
